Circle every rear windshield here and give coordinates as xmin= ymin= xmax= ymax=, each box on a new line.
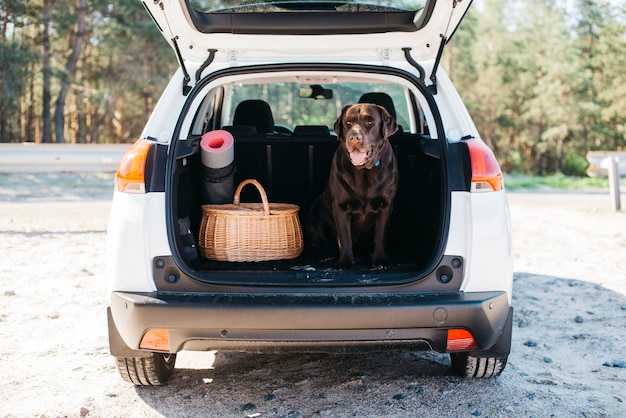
xmin=223 ymin=81 xmax=412 ymax=132
xmin=190 ymin=1 xmax=425 ymax=13
xmin=187 ymin=1 xmax=429 ymax=36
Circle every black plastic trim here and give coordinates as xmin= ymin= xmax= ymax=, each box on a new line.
xmin=445 ymin=141 xmax=472 ymax=192
xmin=109 ymin=290 xmax=511 ymax=354
xmin=469 ymin=306 xmax=513 ymax=358
xmin=153 ymin=255 xmax=465 ymax=291
xmin=402 ymin=47 xmax=426 ymax=80
xmin=195 ymin=49 xmax=217 ymax=82
xmin=108 ymin=307 xmax=152 ymax=358
xmin=144 ymin=141 xmax=167 ymax=193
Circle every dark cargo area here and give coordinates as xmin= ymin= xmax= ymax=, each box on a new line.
xmin=170 ymin=127 xmax=447 ymax=283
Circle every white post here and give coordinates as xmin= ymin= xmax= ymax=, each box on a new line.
xmin=608 ymin=156 xmax=621 ymax=211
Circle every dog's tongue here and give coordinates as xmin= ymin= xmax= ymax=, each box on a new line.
xmin=350 ymin=150 xmax=366 ymax=165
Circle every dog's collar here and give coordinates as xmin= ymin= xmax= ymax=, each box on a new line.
xmin=356 ymin=159 xmax=381 ymax=170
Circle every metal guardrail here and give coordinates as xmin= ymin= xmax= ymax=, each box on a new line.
xmin=0 ymin=143 xmax=130 ymax=173
xmin=2 ymin=143 xmax=622 ymax=210
xmin=586 ymin=151 xmax=626 ymax=177
xmin=586 ymin=151 xmax=623 ymax=210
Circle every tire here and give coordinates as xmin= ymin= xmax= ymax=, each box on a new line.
xmin=450 ymin=353 xmax=508 ymax=378
xmin=115 ymin=353 xmax=177 ymax=386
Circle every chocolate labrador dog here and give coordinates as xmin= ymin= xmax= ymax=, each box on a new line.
xmin=306 ymin=103 xmax=399 ymax=269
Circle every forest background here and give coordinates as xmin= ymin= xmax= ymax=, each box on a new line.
xmin=1 ymin=0 xmax=625 ymax=176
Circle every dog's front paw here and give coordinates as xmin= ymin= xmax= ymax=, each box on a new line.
xmin=337 ymin=261 xmax=357 ymax=270
xmin=370 ymin=258 xmax=390 ymax=270
xmin=337 ymin=254 xmax=356 ymax=270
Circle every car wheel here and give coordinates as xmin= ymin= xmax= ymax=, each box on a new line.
xmin=115 ymin=353 xmax=177 ymax=386
xmin=450 ymin=353 xmax=507 ymax=378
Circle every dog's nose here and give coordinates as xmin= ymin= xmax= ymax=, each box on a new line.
xmin=348 ymin=130 xmax=362 ymax=143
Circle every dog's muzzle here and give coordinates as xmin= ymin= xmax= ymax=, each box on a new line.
xmin=349 ymin=145 xmax=380 ymax=169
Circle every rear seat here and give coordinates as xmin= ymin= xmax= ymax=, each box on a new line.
xmin=223 ymin=126 xmax=337 ymax=216
xmin=223 ymin=126 xmax=434 ymax=225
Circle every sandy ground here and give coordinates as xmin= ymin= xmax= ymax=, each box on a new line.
xmin=0 ymin=173 xmax=625 ymax=417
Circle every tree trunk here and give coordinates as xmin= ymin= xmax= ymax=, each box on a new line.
xmin=1 ymin=0 xmax=8 ymax=41
xmin=41 ymin=0 xmax=52 ymax=143
xmin=53 ymin=0 xmax=88 ymax=143
xmin=89 ymin=103 xmax=110 ymax=144
xmin=113 ymin=98 xmax=124 ymax=141
xmin=27 ymin=59 xmax=36 ymax=142
xmin=0 ymin=108 xmax=4 ymax=143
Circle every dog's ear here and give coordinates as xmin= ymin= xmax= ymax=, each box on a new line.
xmin=376 ymin=105 xmax=399 ymax=139
xmin=334 ymin=105 xmax=353 ymax=139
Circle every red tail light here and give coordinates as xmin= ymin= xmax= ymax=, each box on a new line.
xmin=465 ymin=138 xmax=503 ymax=192
xmin=115 ymin=139 xmax=152 ymax=193
xmin=446 ymin=328 xmax=478 ymax=351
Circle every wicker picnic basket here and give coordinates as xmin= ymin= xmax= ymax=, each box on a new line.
xmin=198 ymin=179 xmax=304 ymax=262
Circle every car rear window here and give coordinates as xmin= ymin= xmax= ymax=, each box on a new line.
xmin=224 ymin=82 xmax=411 ymax=131
xmin=186 ymin=1 xmax=428 ymax=34
xmin=190 ymin=1 xmax=425 ymax=13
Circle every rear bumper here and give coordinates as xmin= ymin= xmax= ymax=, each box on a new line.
xmin=108 ymin=290 xmax=511 ymax=355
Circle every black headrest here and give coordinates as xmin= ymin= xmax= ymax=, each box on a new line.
xmin=222 ymin=125 xmax=258 ymax=137
xmin=358 ymin=92 xmax=397 ymax=120
xmin=233 ymin=100 xmax=275 ymax=134
xmin=293 ymin=125 xmax=331 ymax=137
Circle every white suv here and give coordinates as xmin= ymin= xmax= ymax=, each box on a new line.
xmin=107 ymin=0 xmax=513 ymax=385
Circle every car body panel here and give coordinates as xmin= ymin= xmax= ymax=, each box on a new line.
xmin=462 ymin=191 xmax=513 ymax=297
xmin=143 ymin=0 xmax=473 ymax=64
xmin=106 ymin=192 xmax=169 ymax=292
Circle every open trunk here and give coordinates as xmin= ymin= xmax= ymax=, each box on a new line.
xmin=165 ymin=68 xmax=452 ymax=287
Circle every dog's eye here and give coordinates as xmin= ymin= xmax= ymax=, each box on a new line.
xmin=345 ymin=120 xmax=353 ymax=126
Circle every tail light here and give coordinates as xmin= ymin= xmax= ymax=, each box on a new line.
xmin=446 ymin=328 xmax=478 ymax=351
xmin=115 ymin=139 xmax=152 ymax=193
xmin=139 ymin=328 xmax=170 ymax=351
xmin=465 ymin=137 xmax=503 ymax=192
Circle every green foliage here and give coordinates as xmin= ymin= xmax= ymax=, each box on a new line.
xmin=0 ymin=0 xmax=175 ymax=143
xmin=561 ymin=151 xmax=591 ymax=176
xmin=503 ymin=173 xmax=610 ymax=190
xmin=0 ymin=42 xmax=33 ymax=105
xmin=450 ymin=0 xmax=626 ymax=175
xmin=0 ymin=40 xmax=37 ymax=141
xmin=1 ymin=0 xmax=625 ymax=167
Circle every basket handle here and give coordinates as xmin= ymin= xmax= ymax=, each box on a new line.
xmin=233 ymin=179 xmax=270 ymax=215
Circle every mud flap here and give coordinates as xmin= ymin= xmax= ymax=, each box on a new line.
xmin=107 ymin=307 xmax=152 ymax=358
xmin=470 ymin=306 xmax=513 ymax=358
